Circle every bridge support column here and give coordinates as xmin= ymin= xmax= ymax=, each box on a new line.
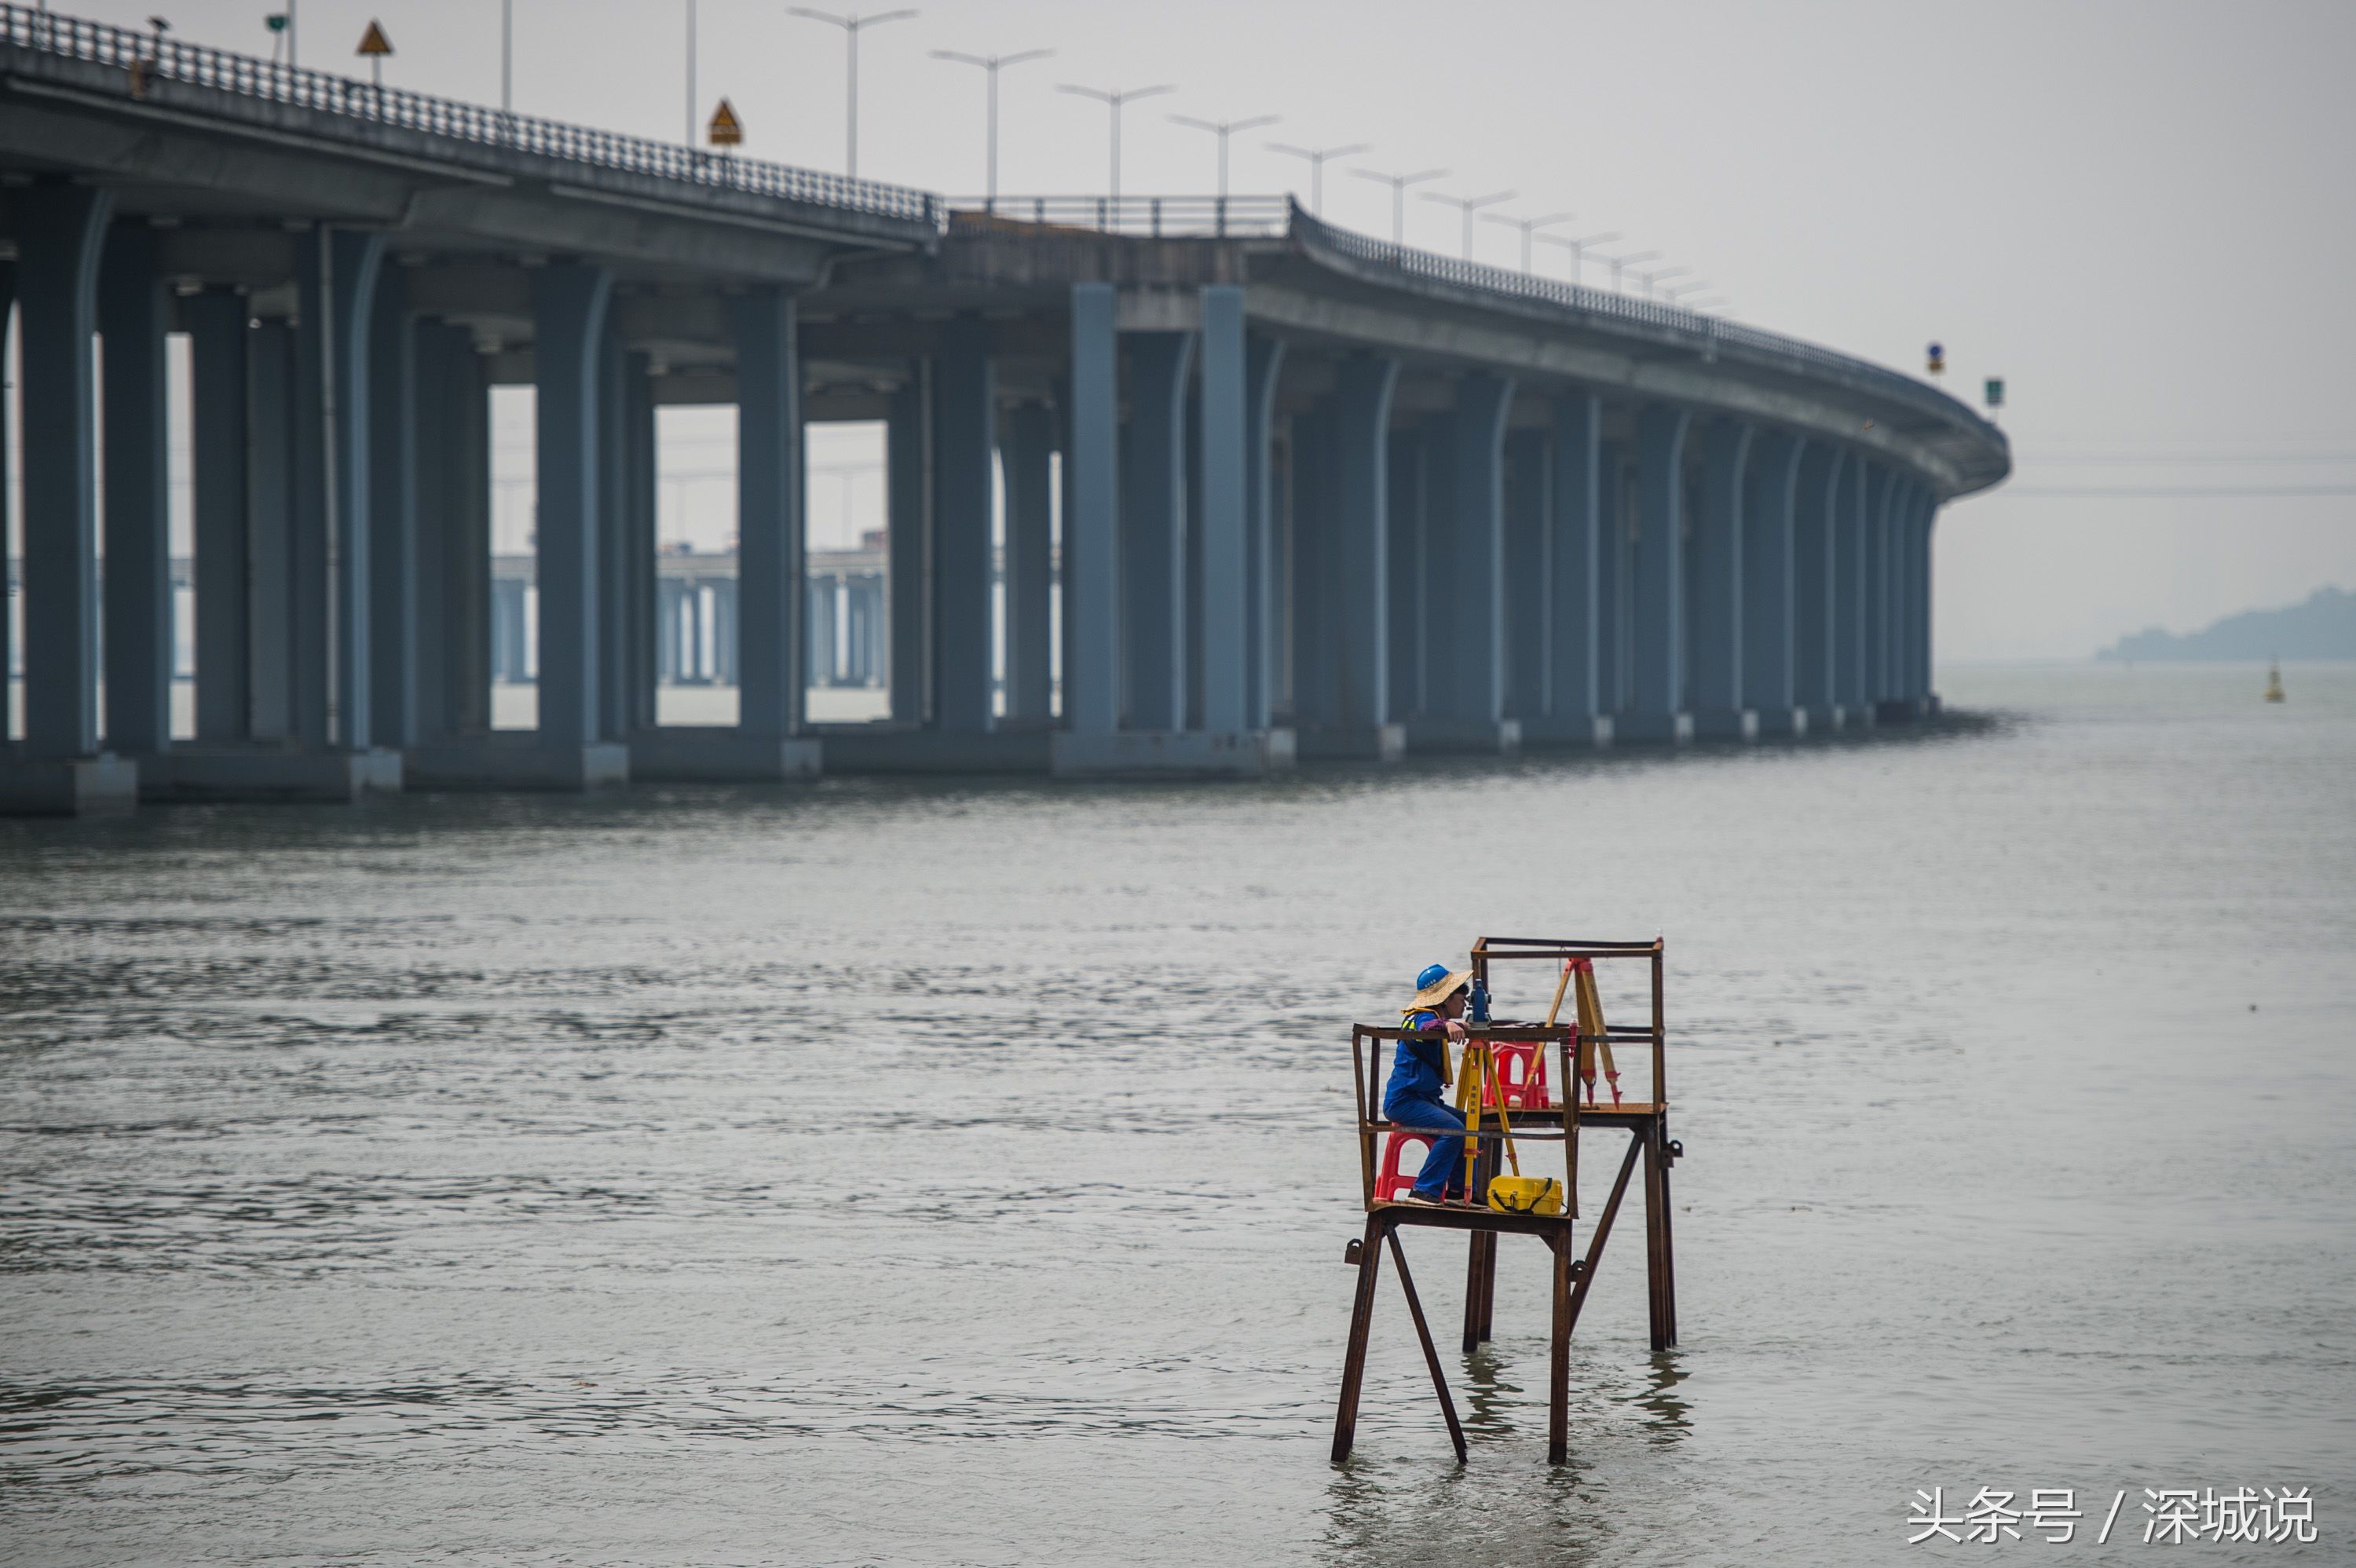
xmin=1834 ymin=457 xmax=1870 ymax=727
xmin=99 ymin=219 xmax=173 ymax=764
xmin=808 ymin=578 xmax=840 ymax=688
xmin=620 ymin=353 xmax=659 ymax=735
xmin=593 ymin=323 xmax=629 ymax=747
xmin=1385 ymin=426 xmax=1426 ymax=726
xmin=1743 ymin=433 xmax=1806 ymax=735
xmin=1407 ymin=372 xmax=1517 ymax=754
xmin=1864 ymin=463 xmax=1896 ymax=721
xmin=367 ymin=265 xmax=418 ymax=752
xmin=934 ymin=314 xmax=997 ymax=735
xmin=1527 ymin=391 xmax=1610 ymax=748
xmin=1794 ymin=445 xmax=1843 ymax=730
xmin=886 ymin=370 xmax=931 ymax=725
xmin=1688 ymin=418 xmax=1755 ymax=740
xmin=2 ymin=183 xmax=137 ymax=814
xmin=1245 ymin=334 xmax=1286 ymax=730
xmin=1914 ymin=491 xmax=1939 ymax=715
xmin=188 ymin=289 xmax=252 ymax=744
xmin=1596 ymin=438 xmax=1629 ymax=722
xmin=1502 ymin=426 xmax=1550 ymax=733
xmin=1055 ymin=283 xmax=1121 ymax=752
xmin=1294 ymin=352 xmax=1397 ymax=761
xmin=1625 ymin=404 xmax=1693 ymax=744
xmin=1004 ymin=401 xmax=1056 ymax=723
xmin=431 ymin=331 xmax=493 ymax=737
xmin=248 ymin=320 xmax=296 ymax=741
xmin=1119 ymin=330 xmax=1194 ymax=734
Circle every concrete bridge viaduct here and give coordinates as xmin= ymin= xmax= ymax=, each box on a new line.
xmin=0 ymin=7 xmax=2007 ymax=813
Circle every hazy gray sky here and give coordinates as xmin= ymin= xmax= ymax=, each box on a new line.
xmin=72 ymin=0 xmax=2356 ymax=660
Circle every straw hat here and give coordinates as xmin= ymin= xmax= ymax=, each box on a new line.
xmin=1410 ymin=962 xmax=1472 ymax=1010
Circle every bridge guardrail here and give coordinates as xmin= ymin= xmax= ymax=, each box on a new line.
xmin=1290 ymin=206 xmax=2003 ymax=450
xmin=0 ymin=3 xmax=938 ymax=226
xmin=946 ymin=196 xmax=1291 ymax=238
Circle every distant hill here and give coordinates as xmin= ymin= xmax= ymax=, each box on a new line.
xmin=2098 ymin=586 xmax=2356 ymax=661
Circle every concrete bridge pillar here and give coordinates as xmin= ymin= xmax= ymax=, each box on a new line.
xmin=408 ymin=326 xmax=493 ymax=740
xmin=1410 ymin=372 xmax=1516 ymax=753
xmin=1003 ymin=400 xmax=1057 ymax=723
xmin=515 ymin=260 xmax=622 ymax=782
xmin=886 ymin=371 xmax=931 ymax=725
xmin=367 ymin=265 xmax=418 ymax=751
xmin=248 ymin=319 xmax=297 ymax=740
xmin=1059 ymin=283 xmax=1120 ymax=739
xmin=1244 ymin=334 xmax=1286 ymax=730
xmin=713 ymin=579 xmax=739 ymax=688
xmin=1835 ymin=455 xmax=1869 ymax=725
xmin=1384 ymin=426 xmax=1427 ymax=725
xmin=1626 ymin=404 xmax=1693 ymax=743
xmin=1793 ymin=444 xmax=1843 ymax=729
xmin=933 ymin=314 xmax=997 ymax=734
xmin=1197 ymin=287 xmax=1275 ymax=742
xmin=188 ymin=289 xmax=252 ymax=744
xmin=808 ymin=578 xmax=840 ymax=688
xmin=1 ymin=182 xmax=137 ymax=813
xmin=1530 ymin=391 xmax=1608 ymax=748
xmin=292 ymin=226 xmax=386 ymax=757
xmin=1913 ymin=490 xmax=1938 ymax=712
xmin=1596 ymin=439 xmax=1629 ymax=719
xmin=1863 ymin=462 xmax=1893 ymax=715
xmin=1502 ymin=426 xmax=1550 ymax=730
xmin=591 ymin=323 xmax=628 ymax=746
xmin=1294 ymin=353 xmax=1399 ymax=758
xmin=620 ymin=353 xmax=660 ymax=735
xmin=1742 ymin=432 xmax=1806 ymax=735
xmin=1688 ymin=417 xmax=1754 ymax=740
xmin=99 ymin=220 xmax=173 ymax=762
xmin=1120 ymin=331 xmax=1194 ymax=733
xmin=655 ymin=579 xmax=679 ymax=685
xmin=734 ymin=286 xmax=805 ymax=753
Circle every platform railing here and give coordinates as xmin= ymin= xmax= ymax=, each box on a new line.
xmin=946 ymin=195 xmax=1292 ymax=238
xmin=0 ymin=3 xmax=938 ymax=225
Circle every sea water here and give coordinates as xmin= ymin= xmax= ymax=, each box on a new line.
xmin=2 ymin=663 xmax=2350 ymax=1564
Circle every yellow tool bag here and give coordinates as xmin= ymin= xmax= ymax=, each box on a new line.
xmin=1487 ymin=1175 xmax=1564 ymax=1216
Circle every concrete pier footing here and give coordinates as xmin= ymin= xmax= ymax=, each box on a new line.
xmin=1052 ymin=728 xmax=1297 ymax=779
xmin=1295 ymin=724 xmax=1407 ymax=762
xmin=406 ymin=738 xmax=628 ymax=791
xmin=818 ymin=726 xmax=1053 ymax=775
xmin=139 ymin=747 xmax=402 ymax=802
xmin=627 ymin=729 xmax=821 ymax=781
xmin=1404 ymin=718 xmax=1523 ymax=756
xmin=0 ymin=755 xmax=140 ymax=816
xmin=1518 ymin=715 xmax=1615 ymax=751
xmin=1615 ymin=711 xmax=1696 ymax=745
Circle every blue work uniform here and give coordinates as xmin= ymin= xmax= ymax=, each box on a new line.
xmin=1384 ymin=1007 xmax=1466 ymax=1199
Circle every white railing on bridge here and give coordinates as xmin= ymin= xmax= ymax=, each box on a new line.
xmin=0 ymin=3 xmax=938 ymax=226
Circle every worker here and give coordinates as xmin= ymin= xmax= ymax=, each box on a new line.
xmin=1386 ymin=963 xmax=1473 ymax=1206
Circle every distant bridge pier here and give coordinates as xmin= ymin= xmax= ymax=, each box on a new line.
xmin=1688 ymin=418 xmax=1756 ymax=740
xmin=0 ymin=181 xmax=134 ymax=813
xmin=1622 ymin=404 xmax=1694 ymax=744
xmin=1741 ymin=433 xmax=1809 ymax=736
xmin=1292 ymin=352 xmax=1403 ymax=760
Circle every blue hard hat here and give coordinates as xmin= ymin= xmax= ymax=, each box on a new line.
xmin=1410 ymin=962 xmax=1472 ymax=1007
xmin=1415 ymin=962 xmax=1453 ymax=992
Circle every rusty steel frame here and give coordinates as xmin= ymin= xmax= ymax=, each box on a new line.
xmin=1333 ymin=935 xmax=1679 ymax=1467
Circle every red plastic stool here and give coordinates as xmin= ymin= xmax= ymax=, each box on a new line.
xmin=1482 ymin=1042 xmax=1551 ymax=1109
xmin=1374 ymin=1128 xmax=1441 ymax=1204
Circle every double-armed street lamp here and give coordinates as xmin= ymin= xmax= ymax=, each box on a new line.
xmin=931 ymin=46 xmax=1053 ymax=203
xmin=1351 ymin=165 xmax=1447 ymax=245
xmin=1480 ymin=208 xmax=1578 ymax=273
xmin=1535 ymin=229 xmax=1619 ymax=289
xmin=1594 ymin=248 xmax=1659 ymax=293
xmin=788 ymin=6 xmax=919 ymax=179
xmin=1421 ymin=188 xmax=1516 ymax=261
xmin=1169 ymin=112 xmax=1282 ymax=199
xmin=1268 ymin=140 xmax=1370 ymax=215
xmin=1056 ymin=82 xmax=1176 ymax=201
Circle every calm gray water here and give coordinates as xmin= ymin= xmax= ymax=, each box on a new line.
xmin=3 ymin=663 xmax=2351 ymax=1566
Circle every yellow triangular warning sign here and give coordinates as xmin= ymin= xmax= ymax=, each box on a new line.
xmin=708 ymin=97 xmax=743 ymax=147
xmin=357 ymin=20 xmax=393 ymax=56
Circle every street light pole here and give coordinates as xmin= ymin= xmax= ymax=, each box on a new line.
xmin=684 ymin=0 xmax=695 ymax=144
xmin=1056 ymin=82 xmax=1176 ymax=201
xmin=1480 ymin=208 xmax=1577 ymax=272
xmin=1169 ymin=113 xmax=1281 ymax=199
xmin=789 ymin=7 xmax=919 ymax=180
xmin=501 ymin=0 xmax=512 ymax=111
xmin=1632 ymin=265 xmax=1687 ymax=299
xmin=1350 ymin=166 xmax=1447 ymax=245
xmin=1267 ymin=140 xmax=1369 ymax=215
xmin=1421 ymin=188 xmax=1516 ymax=261
xmin=1534 ymin=229 xmax=1619 ymax=289
xmin=1593 ymin=248 xmax=1659 ymax=293
xmin=931 ymin=47 xmax=1053 ymax=205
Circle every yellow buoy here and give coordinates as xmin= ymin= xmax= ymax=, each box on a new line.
xmin=2264 ymin=660 xmax=2285 ymax=704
